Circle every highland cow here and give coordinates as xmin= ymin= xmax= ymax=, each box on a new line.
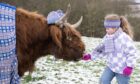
xmin=16 ymin=5 xmax=85 ymax=77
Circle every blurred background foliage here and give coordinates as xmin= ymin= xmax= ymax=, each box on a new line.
xmin=1 ymin=0 xmax=140 ymax=41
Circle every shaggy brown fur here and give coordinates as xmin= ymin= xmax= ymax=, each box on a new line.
xmin=16 ymin=8 xmax=85 ymax=77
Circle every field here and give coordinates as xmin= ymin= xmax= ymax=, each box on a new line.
xmin=21 ymin=36 xmax=140 ymax=84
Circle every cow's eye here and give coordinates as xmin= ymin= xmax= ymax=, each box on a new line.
xmin=66 ymin=36 xmax=72 ymax=41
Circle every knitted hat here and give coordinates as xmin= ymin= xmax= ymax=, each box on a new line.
xmin=47 ymin=10 xmax=64 ymax=24
xmin=104 ymin=20 xmax=121 ymax=28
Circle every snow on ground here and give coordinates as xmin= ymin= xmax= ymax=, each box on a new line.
xmin=21 ymin=36 xmax=140 ymax=84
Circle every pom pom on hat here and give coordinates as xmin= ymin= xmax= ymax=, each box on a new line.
xmin=46 ymin=10 xmax=64 ymax=24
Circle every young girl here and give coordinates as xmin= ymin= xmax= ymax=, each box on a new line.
xmin=82 ymin=14 xmax=137 ymax=84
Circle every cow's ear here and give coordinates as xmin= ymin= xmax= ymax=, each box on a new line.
xmin=49 ymin=26 xmax=62 ymax=48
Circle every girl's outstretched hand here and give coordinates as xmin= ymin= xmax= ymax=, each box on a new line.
xmin=82 ymin=53 xmax=91 ymax=60
xmin=123 ymin=67 xmax=133 ymax=76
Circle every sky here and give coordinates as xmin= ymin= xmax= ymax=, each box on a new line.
xmin=135 ymin=0 xmax=140 ymax=3
xmin=135 ymin=0 xmax=140 ymax=10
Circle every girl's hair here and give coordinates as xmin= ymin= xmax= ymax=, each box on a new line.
xmin=105 ymin=14 xmax=133 ymax=39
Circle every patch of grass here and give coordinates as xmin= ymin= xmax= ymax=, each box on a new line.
xmin=23 ymin=75 xmax=32 ymax=83
xmin=32 ymin=76 xmax=46 ymax=81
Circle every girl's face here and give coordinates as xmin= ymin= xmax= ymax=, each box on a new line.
xmin=106 ymin=28 xmax=116 ymax=35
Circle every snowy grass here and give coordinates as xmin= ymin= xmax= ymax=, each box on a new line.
xmin=21 ymin=36 xmax=140 ymax=84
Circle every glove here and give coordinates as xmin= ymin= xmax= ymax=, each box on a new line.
xmin=82 ymin=53 xmax=91 ymax=60
xmin=123 ymin=67 xmax=133 ymax=76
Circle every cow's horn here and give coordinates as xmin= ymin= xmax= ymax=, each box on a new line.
xmin=64 ymin=16 xmax=83 ymax=28
xmin=56 ymin=4 xmax=71 ymax=24
xmin=70 ymin=16 xmax=83 ymax=28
